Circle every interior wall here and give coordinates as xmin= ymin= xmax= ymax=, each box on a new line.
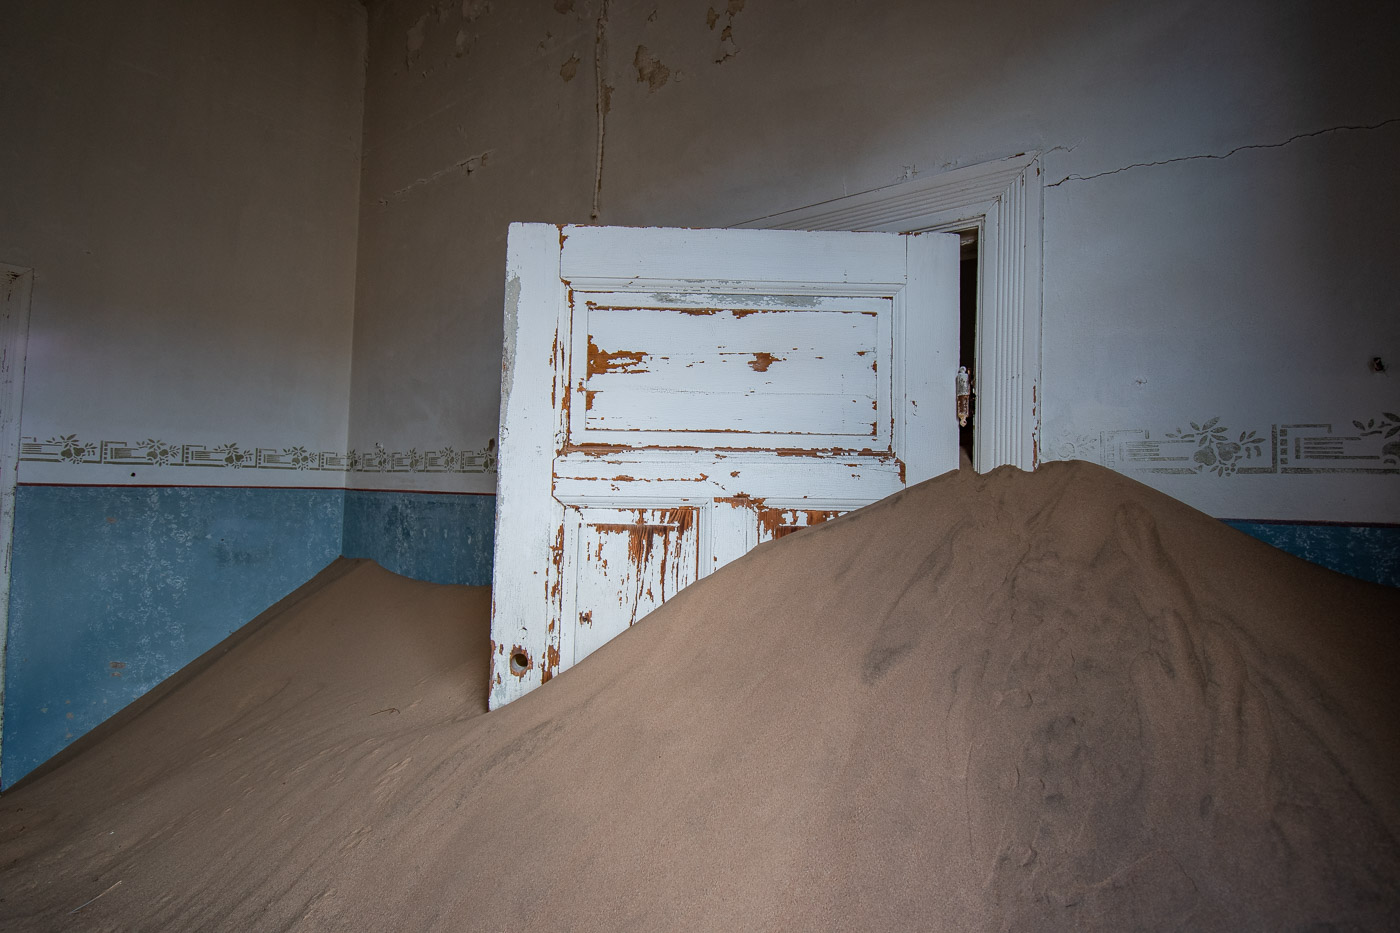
xmin=351 ymin=0 xmax=1398 ymax=525
xmin=0 ymin=0 xmax=368 ymax=787
xmin=3 ymin=0 xmax=1396 ymax=787
xmin=2 ymin=0 xmax=366 ymax=481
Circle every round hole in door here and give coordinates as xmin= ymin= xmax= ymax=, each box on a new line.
xmin=509 ymin=650 xmax=531 ymax=676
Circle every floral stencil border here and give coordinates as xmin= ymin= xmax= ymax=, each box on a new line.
xmin=19 ymin=435 xmax=497 ymax=475
xmin=1044 ymin=413 xmax=1400 ymax=476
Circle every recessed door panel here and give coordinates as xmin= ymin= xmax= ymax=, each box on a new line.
xmin=573 ymin=296 xmax=889 ymax=447
xmin=563 ymin=505 xmax=702 ymax=665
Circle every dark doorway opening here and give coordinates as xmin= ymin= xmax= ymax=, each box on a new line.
xmin=958 ymin=229 xmax=978 ymax=463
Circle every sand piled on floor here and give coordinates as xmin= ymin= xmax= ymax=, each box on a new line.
xmin=1 ymin=461 xmax=1397 ymax=931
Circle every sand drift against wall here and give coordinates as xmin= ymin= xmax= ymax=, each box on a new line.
xmin=1 ymin=462 xmax=1397 ymax=930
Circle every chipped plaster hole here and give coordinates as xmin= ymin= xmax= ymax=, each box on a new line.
xmin=633 ymin=45 xmax=669 ymax=90
xmin=509 ymin=651 xmax=531 ymax=675
xmin=1370 ymin=356 xmax=1387 ymax=374
xmin=560 ymin=53 xmax=580 ymax=81
xmin=554 ymin=0 xmax=573 ymax=12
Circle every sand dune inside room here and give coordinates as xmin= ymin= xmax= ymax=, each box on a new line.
xmin=1 ymin=461 xmax=1395 ymax=931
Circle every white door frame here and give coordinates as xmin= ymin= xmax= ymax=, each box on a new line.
xmin=0 ymin=264 xmax=34 ymax=770
xmin=736 ymin=152 xmax=1043 ymax=472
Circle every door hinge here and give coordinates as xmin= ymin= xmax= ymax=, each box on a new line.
xmin=956 ymin=366 xmax=973 ymax=427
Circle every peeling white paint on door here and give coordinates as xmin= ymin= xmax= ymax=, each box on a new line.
xmin=563 ymin=505 xmax=701 ymax=665
xmin=489 ymin=224 xmax=959 ymax=708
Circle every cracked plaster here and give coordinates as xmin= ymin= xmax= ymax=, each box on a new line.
xmin=1048 ymin=117 xmax=1400 ymax=187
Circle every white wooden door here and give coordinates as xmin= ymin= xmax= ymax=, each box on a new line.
xmin=0 ymin=266 xmax=32 ymax=769
xmin=489 ymin=224 xmax=959 ymax=708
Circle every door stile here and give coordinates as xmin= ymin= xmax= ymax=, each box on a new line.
xmin=490 ymin=224 xmax=572 ymax=705
xmin=900 ymin=232 xmax=961 ymax=484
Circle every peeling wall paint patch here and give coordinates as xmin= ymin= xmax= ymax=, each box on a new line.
xmin=710 ymin=0 xmax=745 ymax=62
xmin=560 ymin=53 xmax=580 ymax=81
xmin=633 ymin=45 xmax=669 ymax=91
xmin=554 ymin=0 xmax=574 ymax=12
xmin=406 ymin=14 xmax=428 ymax=50
xmin=402 ymin=2 xmax=495 ymax=67
xmin=714 ymin=27 xmax=738 ymax=63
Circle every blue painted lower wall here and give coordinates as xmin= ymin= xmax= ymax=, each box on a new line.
xmin=1 ymin=483 xmax=1393 ymax=790
xmin=1 ymin=485 xmax=345 ymax=789
xmin=1223 ymin=520 xmax=1400 ymax=588
xmin=341 ymin=489 xmax=494 ymax=586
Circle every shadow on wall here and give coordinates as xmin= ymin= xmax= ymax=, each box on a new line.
xmin=341 ymin=489 xmax=494 ymax=586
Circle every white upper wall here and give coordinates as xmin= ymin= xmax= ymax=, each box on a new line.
xmin=13 ymin=0 xmax=1388 ymax=517
xmin=350 ymin=0 xmax=1399 ymax=519
xmin=0 ymin=0 xmax=367 ymax=488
